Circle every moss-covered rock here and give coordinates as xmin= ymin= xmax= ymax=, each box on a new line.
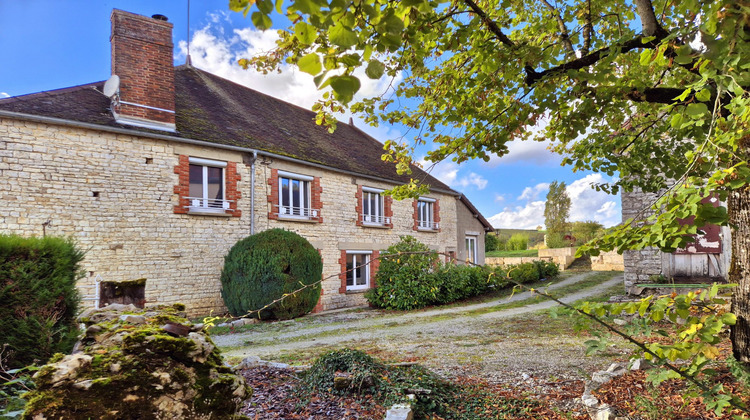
xmin=22 ymin=303 xmax=250 ymax=419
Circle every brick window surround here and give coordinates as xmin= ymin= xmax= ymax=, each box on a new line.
xmin=355 ymin=186 xmax=393 ymax=228
xmin=339 ymin=250 xmax=379 ymax=293
xmin=267 ymin=168 xmax=323 ymax=223
xmin=412 ymin=198 xmax=440 ymax=232
xmin=173 ymin=155 xmax=241 ymax=216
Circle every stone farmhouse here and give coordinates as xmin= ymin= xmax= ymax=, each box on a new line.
xmin=0 ymin=10 xmax=492 ymax=315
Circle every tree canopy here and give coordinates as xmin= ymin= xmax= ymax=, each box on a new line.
xmin=231 ymin=0 xmax=750 ymax=363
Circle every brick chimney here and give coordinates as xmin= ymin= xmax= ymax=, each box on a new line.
xmin=110 ymin=9 xmax=175 ymax=131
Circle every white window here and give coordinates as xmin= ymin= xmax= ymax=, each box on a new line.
xmin=278 ymin=171 xmax=315 ymax=218
xmin=188 ymin=157 xmax=228 ymax=211
xmin=417 ymin=198 xmax=437 ymax=230
xmin=465 ymin=236 xmax=477 ymax=265
xmin=362 ymin=187 xmax=388 ymax=225
xmin=346 ymin=251 xmax=371 ymax=291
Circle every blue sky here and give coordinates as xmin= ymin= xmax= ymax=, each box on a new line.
xmin=0 ymin=1 xmax=621 ymax=229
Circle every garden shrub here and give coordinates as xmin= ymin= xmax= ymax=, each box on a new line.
xmin=508 ymin=262 xmax=540 ymax=283
xmin=0 ymin=235 xmax=82 ymax=369
xmin=220 ymin=228 xmax=322 ymax=320
xmin=364 ymin=236 xmax=440 ymax=310
xmin=505 ymin=233 xmax=528 ymax=251
xmin=533 ymin=260 xmax=559 ymax=278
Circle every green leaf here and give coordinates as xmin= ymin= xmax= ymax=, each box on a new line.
xmin=365 ymin=59 xmax=386 ymax=79
xmin=695 ymin=89 xmax=711 ymax=102
xmin=256 ymin=0 xmax=274 ymax=14
xmin=686 ymin=102 xmax=709 ymax=118
xmin=294 ymin=22 xmax=317 ymax=45
xmin=298 ymin=53 xmax=322 ymax=76
xmin=328 ymin=23 xmax=359 ymax=48
xmin=329 ymin=75 xmax=361 ymax=103
xmin=251 ymin=11 xmax=272 ymax=30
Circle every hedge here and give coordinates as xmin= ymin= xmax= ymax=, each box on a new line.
xmin=0 ymin=235 xmax=83 ymax=368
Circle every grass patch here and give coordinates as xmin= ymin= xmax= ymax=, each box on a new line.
xmin=486 ymin=249 xmax=539 ymax=258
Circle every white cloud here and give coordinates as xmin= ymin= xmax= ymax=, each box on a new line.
xmin=566 ymin=173 xmax=620 ymax=226
xmin=416 ymin=159 xmax=488 ymax=191
xmin=517 ymin=182 xmax=549 ymax=201
xmin=486 ymin=140 xmax=562 ymax=166
xmin=0 ymin=92 xmax=9 ymax=98
xmin=487 ymin=173 xmax=621 ymax=229
xmin=494 ymin=194 xmax=506 ymax=204
xmin=176 ymin=22 xmax=400 ymax=127
xmin=487 ymin=201 xmax=546 ymax=230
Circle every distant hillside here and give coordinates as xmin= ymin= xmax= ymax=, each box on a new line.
xmin=494 ymin=228 xmax=546 ymax=247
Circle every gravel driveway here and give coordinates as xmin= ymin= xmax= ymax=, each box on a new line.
xmin=214 ymin=271 xmax=629 ymax=389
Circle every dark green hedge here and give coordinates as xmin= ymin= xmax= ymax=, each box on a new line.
xmin=0 ymin=235 xmax=83 ymax=368
xmin=220 ymin=229 xmax=322 ymax=320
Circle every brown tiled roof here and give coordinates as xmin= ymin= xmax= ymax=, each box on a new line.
xmin=0 ymin=65 xmax=451 ymax=191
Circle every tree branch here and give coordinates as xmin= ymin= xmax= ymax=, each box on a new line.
xmin=582 ymin=0 xmax=593 ymax=55
xmin=539 ymin=0 xmax=576 ymax=58
xmin=625 ymin=87 xmax=689 ymax=104
xmin=525 ymin=35 xmax=663 ymax=85
xmin=633 ymin=0 xmax=669 ymax=38
xmin=461 ymin=0 xmax=516 ymax=48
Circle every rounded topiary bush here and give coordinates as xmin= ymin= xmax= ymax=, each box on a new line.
xmin=220 ymin=229 xmax=322 ymax=320
xmin=0 ymin=235 xmax=82 ymax=368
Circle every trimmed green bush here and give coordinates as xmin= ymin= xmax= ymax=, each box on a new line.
xmin=0 ymin=235 xmax=82 ymax=368
xmin=364 ymin=236 xmax=439 ymax=310
xmin=220 ymin=229 xmax=322 ymax=320
xmin=507 ymin=260 xmax=559 ymax=284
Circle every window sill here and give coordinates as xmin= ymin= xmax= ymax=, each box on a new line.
xmin=417 ymin=227 xmax=439 ymax=233
xmin=345 ymin=288 xmax=369 ymax=294
xmin=277 ymin=216 xmax=320 ymax=223
xmin=187 ymin=209 xmax=233 ymax=217
xmin=361 ymin=223 xmax=391 ymax=229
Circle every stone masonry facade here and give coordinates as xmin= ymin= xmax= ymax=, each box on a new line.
xmin=0 ymin=117 xmax=462 ymax=315
xmin=621 ymin=187 xmax=666 ymax=291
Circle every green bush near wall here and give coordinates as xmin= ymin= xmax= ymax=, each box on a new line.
xmin=365 ymin=237 xmax=560 ymax=310
xmin=220 ymin=229 xmax=322 ymax=320
xmin=0 ymin=235 xmax=83 ymax=368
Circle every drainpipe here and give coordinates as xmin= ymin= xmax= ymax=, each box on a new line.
xmin=251 ymin=151 xmax=257 ymax=235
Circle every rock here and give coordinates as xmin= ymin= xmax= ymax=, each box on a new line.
xmin=119 ymin=314 xmax=146 ymax=325
xmin=241 ymin=317 xmax=259 ymax=325
xmin=24 ymin=303 xmax=250 ymax=420
xmin=230 ymin=319 xmax=245 ymax=328
xmin=629 ymin=358 xmax=651 ymax=371
xmin=236 ymin=355 xmax=262 ymax=369
xmin=333 ymin=372 xmax=352 ymax=390
xmin=613 ymin=318 xmax=627 ymax=326
xmin=264 ymin=361 xmax=290 ymax=369
xmin=77 ymin=303 xmax=137 ymax=324
xmin=605 ymin=363 xmax=627 ymax=376
xmin=385 ymin=404 xmax=414 ymax=420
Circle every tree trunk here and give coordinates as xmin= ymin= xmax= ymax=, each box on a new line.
xmin=729 ymin=186 xmax=750 ymax=364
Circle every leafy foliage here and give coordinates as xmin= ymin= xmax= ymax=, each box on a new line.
xmin=0 ymin=360 xmax=38 ymax=419
xmin=220 ymin=229 xmax=322 ymax=320
xmin=570 ymin=220 xmax=605 ymax=245
xmin=544 ymin=181 xmax=570 ymax=235
xmin=0 ymin=235 xmax=82 ymax=369
xmin=484 ymin=233 xmax=500 ymax=252
xmin=364 ymin=236 xmax=439 ymax=310
xmin=299 ymin=348 xmax=553 ymax=419
xmin=504 ymin=233 xmax=528 ymax=251
xmin=576 ymin=285 xmax=747 ymax=415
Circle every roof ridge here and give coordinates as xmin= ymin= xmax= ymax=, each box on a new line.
xmin=0 ymin=80 xmax=106 ymax=103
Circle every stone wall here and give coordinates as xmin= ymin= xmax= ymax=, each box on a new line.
xmin=621 ymin=188 xmax=663 ymax=291
xmin=485 ymin=247 xmax=577 ymax=270
xmin=590 ymin=250 xmax=625 ymax=271
xmin=455 ymin=199 xmax=486 ymax=265
xmin=0 ymin=117 xmax=464 ymax=315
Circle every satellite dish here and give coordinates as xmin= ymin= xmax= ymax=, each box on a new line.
xmin=103 ymin=75 xmax=120 ymax=98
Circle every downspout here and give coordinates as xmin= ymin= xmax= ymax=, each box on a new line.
xmin=250 ymin=151 xmax=257 ymax=235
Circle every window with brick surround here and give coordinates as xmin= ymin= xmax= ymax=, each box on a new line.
xmin=174 ymin=155 xmax=241 ymax=216
xmin=355 ymin=186 xmax=393 ymax=228
xmin=413 ymin=197 xmax=440 ymax=231
xmin=268 ymin=169 xmax=322 ymax=222
xmin=339 ymin=250 xmax=379 ymax=293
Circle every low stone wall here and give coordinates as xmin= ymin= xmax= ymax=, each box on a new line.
xmin=486 ymin=247 xmax=576 ymax=270
xmin=590 ymin=250 xmax=624 ymax=271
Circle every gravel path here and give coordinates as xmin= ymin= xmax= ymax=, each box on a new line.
xmin=215 ymin=272 xmax=627 ymax=385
